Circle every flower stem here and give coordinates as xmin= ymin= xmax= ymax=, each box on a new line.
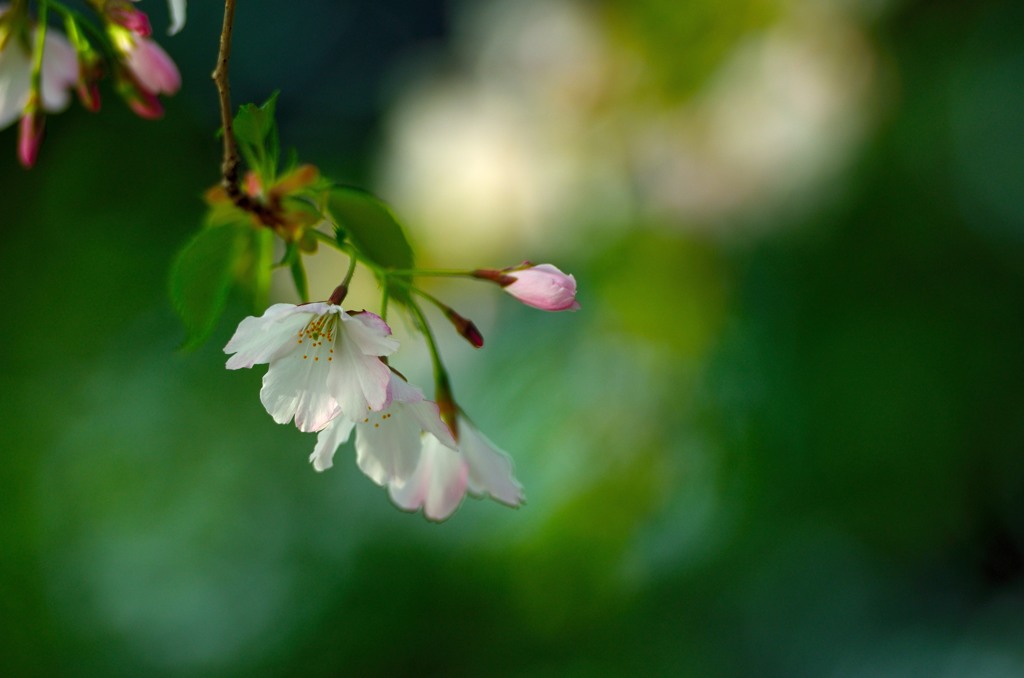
xmin=410 ymin=285 xmax=450 ymax=313
xmin=30 ymin=1 xmax=48 ymax=93
xmin=310 ymin=229 xmax=345 ymax=251
xmin=386 ymin=268 xmax=477 ymax=279
xmin=341 ymin=251 xmax=357 ymax=288
xmin=407 ymin=299 xmax=449 ymax=389
xmin=47 ymin=0 xmax=111 ymax=50
xmin=326 ymin=251 xmax=359 ymax=305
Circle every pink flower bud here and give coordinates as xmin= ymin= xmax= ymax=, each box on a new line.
xmin=117 ymin=73 xmax=164 ymax=119
xmin=77 ymin=79 xmax=102 ymax=113
xmin=497 ymin=264 xmax=580 ymax=312
xmin=109 ymin=7 xmax=153 ymax=37
xmin=17 ymin=99 xmax=45 ymax=168
xmin=124 ymin=37 xmax=180 ymax=96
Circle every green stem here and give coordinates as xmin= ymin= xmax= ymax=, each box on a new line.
xmin=410 ymin=285 xmax=451 ymax=314
xmin=407 ymin=299 xmax=449 ymax=387
xmin=341 ymin=250 xmax=358 ymax=289
xmin=310 ymin=229 xmax=348 ymax=252
xmin=30 ymin=1 xmax=48 ymax=94
xmin=386 ymin=268 xmax=477 ymax=279
xmin=47 ymin=0 xmax=112 ymax=51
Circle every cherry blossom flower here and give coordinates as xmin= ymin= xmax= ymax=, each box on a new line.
xmin=105 ymin=6 xmax=179 ymax=118
xmin=224 ymin=303 xmax=398 ymax=433
xmin=309 ymin=376 xmax=524 ymax=522
xmin=0 ymin=21 xmax=78 ymax=130
xmin=390 ymin=415 xmax=525 ymax=522
xmin=476 ymin=263 xmax=580 ymax=311
xmin=309 ymin=377 xmax=457 ymax=486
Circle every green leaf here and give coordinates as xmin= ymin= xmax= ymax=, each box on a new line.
xmin=205 ymin=200 xmax=246 ymax=227
xmin=327 ymin=187 xmax=414 ymax=271
xmin=233 ymin=91 xmax=278 ymax=148
xmin=169 ymin=223 xmax=251 ymax=350
xmin=232 ymin=92 xmax=280 ymax=178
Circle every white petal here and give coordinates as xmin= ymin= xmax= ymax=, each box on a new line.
xmin=224 ymin=304 xmax=310 ymax=369
xmin=354 ymin=403 xmax=425 ymax=486
xmin=388 ymin=377 xmax=457 ymax=450
xmin=260 ymin=350 xmax=339 ymax=432
xmin=0 ymin=41 xmax=32 ymax=130
xmin=40 ymin=31 xmax=78 ymax=113
xmin=124 ymin=38 xmax=180 ymax=95
xmin=407 ymin=399 xmax=457 ymax=450
xmin=388 ymin=436 xmax=468 ymax=522
xmin=167 ymin=0 xmax=187 ymax=35
xmin=310 ymin=417 xmax=354 ymax=472
xmin=341 ymin=311 xmax=399 ymax=356
xmin=326 ymin=331 xmax=391 ymax=416
xmin=459 ymin=419 xmax=525 ymax=507
xmin=388 ymin=375 xmax=424 ymax=404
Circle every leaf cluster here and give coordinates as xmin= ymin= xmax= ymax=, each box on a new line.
xmin=170 ymin=95 xmax=416 ymax=349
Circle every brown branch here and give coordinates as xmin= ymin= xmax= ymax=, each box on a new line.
xmin=212 ymin=0 xmax=240 ymax=197
xmin=211 ymin=0 xmax=276 ymax=224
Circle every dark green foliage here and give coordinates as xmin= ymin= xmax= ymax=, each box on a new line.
xmin=328 ymin=187 xmax=415 ymax=302
xmin=232 ymin=91 xmax=281 ymax=179
xmin=169 ymin=223 xmax=252 ymax=350
xmin=327 ymin=187 xmax=414 ymax=272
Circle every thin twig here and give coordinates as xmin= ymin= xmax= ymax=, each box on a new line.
xmin=212 ymin=0 xmax=239 ymax=196
xmin=211 ymin=0 xmax=276 ymax=223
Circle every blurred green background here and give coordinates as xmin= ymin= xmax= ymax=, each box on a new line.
xmin=2 ymin=0 xmax=1024 ymax=674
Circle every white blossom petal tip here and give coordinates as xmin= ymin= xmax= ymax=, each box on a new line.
xmin=385 ymin=413 xmax=524 ymax=522
xmin=167 ymin=0 xmax=187 ymax=35
xmin=459 ymin=419 xmax=525 ymax=508
xmin=388 ymin=436 xmax=469 ymax=522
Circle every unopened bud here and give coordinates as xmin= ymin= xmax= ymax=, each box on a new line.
xmin=127 ymin=90 xmax=163 ymax=119
xmin=77 ymin=80 xmax=102 ymax=112
xmin=109 ymin=7 xmax=153 ymax=37
xmin=445 ymin=308 xmax=484 ymax=348
xmin=243 ymin=171 xmax=263 ymax=198
xmin=17 ymin=106 xmax=45 ymax=169
xmin=76 ymin=54 xmax=104 ymax=112
xmin=117 ymin=72 xmax=163 ymax=119
xmin=490 ymin=263 xmax=580 ymax=312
